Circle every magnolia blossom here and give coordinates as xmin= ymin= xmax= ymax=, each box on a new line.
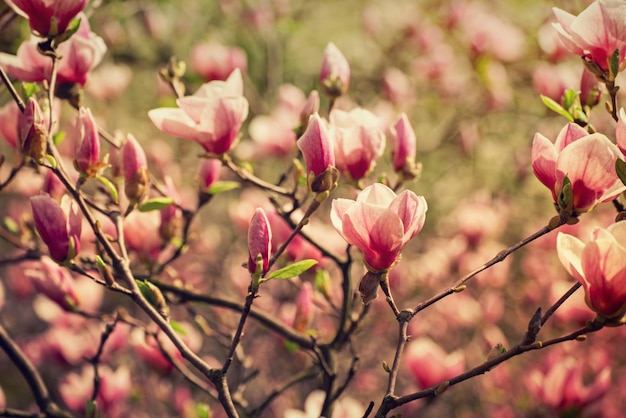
xmin=527 ymin=356 xmax=610 ymax=412
xmin=405 ymin=337 xmax=465 ymax=389
xmin=331 ymin=183 xmax=427 ymax=271
xmin=319 ymin=42 xmax=350 ymax=97
xmin=390 ymin=113 xmax=417 ymax=174
xmin=31 ymin=195 xmax=82 ymax=264
xmin=0 ymin=16 xmax=106 ymax=86
xmin=297 ymin=113 xmax=335 ymax=177
xmin=23 ymin=256 xmax=80 ymax=310
xmin=72 ymin=107 xmax=101 ymax=176
xmin=248 ymin=208 xmax=272 ymax=275
xmin=531 ymin=123 xmax=625 ymax=213
xmin=557 ymin=222 xmax=626 ymax=318
xmin=148 ymin=69 xmax=249 ymax=155
xmin=330 ymin=108 xmax=385 ymax=181
xmin=553 ymin=0 xmax=626 ymax=73
xmin=7 ymin=0 xmax=87 ymax=37
xmin=190 ymin=40 xmax=247 ymax=81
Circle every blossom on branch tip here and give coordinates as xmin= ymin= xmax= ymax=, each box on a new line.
xmin=531 ymin=123 xmax=625 ymax=214
xmin=320 ymin=42 xmax=350 ymax=98
xmin=72 ymin=107 xmax=102 ymax=177
xmin=122 ymin=134 xmax=149 ymax=205
xmin=7 ymin=0 xmax=87 ymax=37
xmin=248 ymin=208 xmax=272 ymax=276
xmin=297 ymin=113 xmax=338 ymax=193
xmin=18 ymin=97 xmax=48 ymax=161
xmin=557 ymin=221 xmax=626 ymax=319
xmin=390 ymin=113 xmax=418 ymax=179
xmin=30 ymin=195 xmax=82 ymax=264
xmin=331 ymin=183 xmax=427 ymax=271
xmin=553 ymin=0 xmax=626 ymax=77
xmin=148 ymin=69 xmax=249 ymax=155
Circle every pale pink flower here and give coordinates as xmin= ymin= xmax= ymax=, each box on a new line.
xmin=330 ymin=108 xmax=385 ymax=181
xmin=148 ymin=69 xmax=249 ymax=155
xmin=123 ymin=210 xmax=162 ymax=262
xmin=532 ymin=123 xmax=625 ymax=213
xmin=320 ymin=42 xmax=350 ymax=97
xmin=0 ymin=16 xmax=106 ymax=86
xmin=248 ymin=114 xmax=297 ymax=158
xmin=553 ymin=0 xmax=626 ymax=73
xmin=7 ymin=0 xmax=87 ymax=37
xmin=557 ymin=221 xmax=626 ymax=318
xmin=389 ymin=113 xmax=417 ymax=173
xmin=527 ymin=355 xmax=610 ymax=412
xmin=531 ymin=63 xmax=579 ymax=102
xmin=190 ymin=40 xmax=247 ymax=81
xmin=405 ymin=337 xmax=465 ymax=389
xmin=331 ymin=183 xmax=427 ymax=271
xmin=85 ymin=63 xmax=132 ymax=101
xmin=23 ymin=256 xmax=79 ymax=310
xmin=248 ymin=207 xmax=272 ymax=275
xmin=31 ymin=195 xmax=82 ymax=263
xmin=0 ymin=100 xmax=20 ymax=148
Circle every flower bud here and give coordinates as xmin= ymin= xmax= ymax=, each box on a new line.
xmin=297 ymin=113 xmax=337 ymax=192
xmin=390 ymin=113 xmax=418 ymax=177
xmin=198 ymin=158 xmax=221 ymax=192
xmin=247 ymin=208 xmax=272 ymax=276
xmin=358 ymin=271 xmax=381 ymax=304
xmin=319 ymin=43 xmax=350 ymax=98
xmin=293 ymin=282 xmax=314 ymax=332
xmin=122 ymin=134 xmax=149 ymax=205
xmin=73 ymin=107 xmax=102 ymax=177
xmin=30 ymin=195 xmax=82 ymax=264
xmin=19 ymin=97 xmax=47 ymax=161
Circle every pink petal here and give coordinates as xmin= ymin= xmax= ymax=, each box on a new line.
xmin=531 ymin=133 xmax=558 ymax=192
xmin=148 ymin=108 xmax=199 ymax=142
xmin=556 ymin=232 xmax=585 ymax=283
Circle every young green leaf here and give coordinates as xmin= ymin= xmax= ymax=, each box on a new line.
xmin=138 ymin=196 xmax=175 ymax=212
xmin=540 ymin=95 xmax=574 ymax=122
xmin=263 ymin=259 xmax=318 ymax=281
xmin=207 ymin=181 xmax=240 ymax=195
xmin=95 ymin=176 xmax=119 ymax=203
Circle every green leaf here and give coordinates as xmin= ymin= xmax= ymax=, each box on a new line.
xmin=540 ymin=95 xmax=574 ymax=122
xmin=195 ymin=403 xmax=211 ymax=418
xmin=138 ymin=196 xmax=175 ymax=212
xmin=20 ymin=82 xmax=40 ymax=98
xmin=44 ymin=154 xmax=57 ymax=168
xmin=616 ymin=159 xmax=626 ymax=187
xmin=170 ymin=320 xmax=188 ymax=335
xmin=95 ymin=176 xmax=119 ymax=203
xmin=263 ymin=259 xmax=318 ymax=281
xmin=52 ymin=131 xmax=65 ymax=145
xmin=3 ymin=216 xmax=19 ymax=234
xmin=137 ymin=280 xmax=156 ymax=306
xmin=562 ymin=88 xmax=578 ymax=110
xmin=207 ymin=181 xmax=240 ymax=195
xmin=85 ymin=399 xmax=97 ymax=418
xmin=558 ymin=175 xmax=574 ymax=211
xmin=284 ymin=340 xmax=299 ymax=353
xmin=610 ymin=49 xmax=620 ymax=80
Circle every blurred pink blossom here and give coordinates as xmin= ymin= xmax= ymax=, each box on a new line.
xmin=124 ymin=210 xmax=162 ymax=263
xmin=557 ymin=221 xmax=626 ymax=318
xmin=190 ymin=40 xmax=247 ymax=81
xmin=331 ymin=183 xmax=427 ymax=271
xmin=85 ymin=63 xmax=132 ymax=101
xmin=532 ymin=123 xmax=625 ymax=213
xmin=532 ymin=63 xmax=579 ymax=102
xmin=553 ymin=0 xmax=626 ymax=73
xmin=0 ymin=16 xmax=106 ymax=86
xmin=320 ymin=42 xmax=350 ymax=98
xmin=31 ymin=195 xmax=82 ymax=264
xmin=23 ymin=256 xmax=80 ymax=310
xmin=149 ymin=69 xmax=249 ymax=155
xmin=405 ymin=337 xmax=465 ymax=389
xmin=0 ymin=100 xmax=20 ymax=148
xmin=389 ymin=113 xmax=417 ymax=174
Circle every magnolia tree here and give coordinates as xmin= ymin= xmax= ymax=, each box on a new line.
xmin=1 ymin=0 xmax=626 ymax=417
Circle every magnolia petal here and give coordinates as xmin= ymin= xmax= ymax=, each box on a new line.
xmin=390 ymin=192 xmax=427 ymax=243
xmin=148 ymin=108 xmax=199 ymax=142
xmin=356 ymin=183 xmax=397 ymax=206
xmin=531 ymin=133 xmax=558 ymax=191
xmin=556 ymin=232 xmax=586 ymax=283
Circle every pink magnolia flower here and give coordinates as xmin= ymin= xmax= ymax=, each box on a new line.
xmin=148 ymin=69 xmax=249 ymax=155
xmin=31 ymin=195 xmax=82 ymax=263
xmin=18 ymin=97 xmax=47 ymax=160
xmin=405 ymin=337 xmax=465 ymax=389
xmin=248 ymin=207 xmax=272 ymax=275
xmin=331 ymin=183 xmax=427 ymax=271
xmin=190 ymin=40 xmax=247 ymax=82
xmin=122 ymin=134 xmax=149 ymax=204
xmin=7 ymin=0 xmax=87 ymax=37
xmin=0 ymin=16 xmax=106 ymax=86
xmin=527 ymin=355 xmax=610 ymax=412
xmin=23 ymin=256 xmax=79 ymax=310
xmin=320 ymin=42 xmax=350 ymax=98
xmin=389 ymin=113 xmax=417 ymax=174
xmin=531 ymin=123 xmax=625 ymax=213
xmin=553 ymin=0 xmax=626 ymax=74
xmin=72 ymin=107 xmax=101 ymax=176
xmin=0 ymin=100 xmax=20 ymax=148
xmin=297 ymin=113 xmax=335 ymax=177
xmin=330 ymin=108 xmax=385 ymax=181
xmin=197 ymin=158 xmax=221 ymax=192
xmin=557 ymin=221 xmax=626 ymax=318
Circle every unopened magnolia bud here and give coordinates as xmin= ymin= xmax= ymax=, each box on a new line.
xmin=19 ymin=98 xmax=47 ymax=161
xmin=320 ymin=43 xmax=350 ymax=98
xmin=122 ymin=134 xmax=149 ymax=204
xmin=310 ymin=166 xmax=340 ymax=194
xmin=359 ymin=271 xmax=381 ymax=304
